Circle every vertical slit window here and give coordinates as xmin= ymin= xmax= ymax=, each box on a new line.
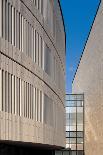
xmin=0 ymin=0 xmax=2 ymax=37
xmin=24 ymin=81 xmax=26 ymax=117
xmin=26 ymin=21 xmax=28 ymax=56
xmin=0 ymin=69 xmax=2 ymax=111
xmin=22 ymin=16 xmax=24 ymax=52
xmin=16 ymin=11 xmax=19 ymax=49
xmin=15 ymin=10 xmax=17 ymax=47
xmin=38 ymin=33 xmax=39 ymax=66
xmin=35 ymin=88 xmax=37 ymax=121
xmin=40 ymin=37 xmax=43 ymax=68
xmin=35 ymin=30 xmax=36 ymax=63
xmin=19 ymin=78 xmax=20 ymax=116
xmin=19 ymin=12 xmax=20 ymax=50
xmin=5 ymin=71 xmax=7 ymax=112
xmin=16 ymin=77 xmax=18 ymax=115
xmin=40 ymin=91 xmax=42 ymax=122
xmin=20 ymin=14 xmax=22 ymax=51
xmin=33 ymin=28 xmax=35 ymax=63
xmin=41 ymin=0 xmax=43 ymax=15
xmin=5 ymin=0 xmax=7 ymax=40
xmin=29 ymin=84 xmax=31 ymax=119
xmin=31 ymin=86 xmax=34 ymax=119
xmin=26 ymin=82 xmax=27 ymax=118
xmin=12 ymin=6 xmax=14 ymax=45
xmin=11 ymin=5 xmax=12 ymax=44
xmin=2 ymin=70 xmax=5 ymax=111
xmin=28 ymin=83 xmax=29 ymax=118
xmin=38 ymin=0 xmax=39 ymax=10
xmin=31 ymin=27 xmax=33 ymax=61
xmin=14 ymin=76 xmax=15 ymax=114
xmin=2 ymin=0 xmax=6 ymax=38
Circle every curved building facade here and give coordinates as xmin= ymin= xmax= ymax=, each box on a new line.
xmin=0 ymin=0 xmax=66 ymax=152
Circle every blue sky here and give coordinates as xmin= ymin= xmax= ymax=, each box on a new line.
xmin=60 ymin=0 xmax=100 ymax=93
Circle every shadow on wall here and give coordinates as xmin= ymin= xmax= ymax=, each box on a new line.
xmin=0 ymin=143 xmax=55 ymax=155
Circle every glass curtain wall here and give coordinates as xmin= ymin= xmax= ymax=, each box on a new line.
xmin=55 ymin=94 xmax=84 ymax=155
xmin=65 ymin=94 xmax=84 ymax=155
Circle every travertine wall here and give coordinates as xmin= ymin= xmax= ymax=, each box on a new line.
xmin=0 ymin=0 xmax=65 ymax=148
xmin=72 ymin=1 xmax=103 ymax=155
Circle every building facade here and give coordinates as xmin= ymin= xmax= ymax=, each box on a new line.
xmin=0 ymin=0 xmax=66 ymax=154
xmin=72 ymin=1 xmax=103 ymax=155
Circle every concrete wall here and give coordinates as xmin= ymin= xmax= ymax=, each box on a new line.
xmin=72 ymin=1 xmax=103 ymax=155
xmin=0 ymin=0 xmax=65 ymax=148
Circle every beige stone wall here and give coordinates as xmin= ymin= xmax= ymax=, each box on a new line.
xmin=0 ymin=0 xmax=65 ymax=148
xmin=72 ymin=1 xmax=103 ymax=155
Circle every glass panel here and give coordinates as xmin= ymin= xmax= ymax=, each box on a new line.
xmin=66 ymin=126 xmax=69 ymax=131
xmin=70 ymin=132 xmax=76 ymax=137
xmin=77 ymin=132 xmax=83 ymax=138
xmin=71 ymin=151 xmax=76 ymax=155
xmin=77 ymin=101 xmax=83 ymax=107
xmin=77 ymin=125 xmax=83 ymax=131
xmin=77 ymin=144 xmax=83 ymax=150
xmin=69 ymin=113 xmax=76 ymax=126
xmin=69 ymin=107 xmax=76 ymax=113
xmin=76 ymin=95 xmax=84 ymax=100
xmin=77 ymin=138 xmax=83 ymax=144
xmin=66 ymin=138 xmax=69 ymax=144
xmin=77 ymin=107 xmax=83 ymax=113
xmin=70 ymin=144 xmax=76 ymax=150
xmin=66 ymin=131 xmax=69 ymax=137
xmin=66 ymin=113 xmax=69 ymax=118
xmin=66 ymin=118 xmax=70 ymax=126
xmin=69 ymin=125 xmax=76 ymax=131
xmin=66 ymin=107 xmax=70 ymax=113
xmin=66 ymin=100 xmax=77 ymax=107
xmin=77 ymin=113 xmax=83 ymax=125
xmin=63 ymin=151 xmax=69 ymax=155
xmin=55 ymin=151 xmax=62 ymax=155
xmin=77 ymin=150 xmax=84 ymax=155
xmin=66 ymin=94 xmax=70 ymax=100
xmin=69 ymin=138 xmax=76 ymax=144
xmin=66 ymin=143 xmax=70 ymax=149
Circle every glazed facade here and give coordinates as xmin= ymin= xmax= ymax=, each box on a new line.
xmin=0 ymin=0 xmax=65 ymax=149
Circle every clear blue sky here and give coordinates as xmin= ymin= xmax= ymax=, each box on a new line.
xmin=60 ymin=0 xmax=100 ymax=93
